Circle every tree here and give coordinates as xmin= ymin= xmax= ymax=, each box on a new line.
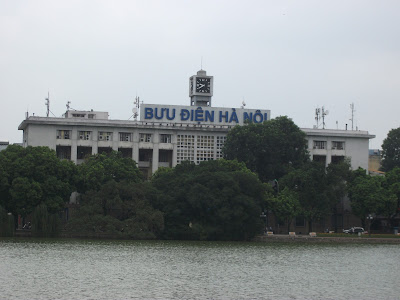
xmin=66 ymin=180 xmax=164 ymax=239
xmin=270 ymin=188 xmax=300 ymax=233
xmin=326 ymin=159 xmax=352 ymax=232
xmin=0 ymin=145 xmax=77 ymax=217
xmin=223 ymin=116 xmax=309 ymax=182
xmin=348 ymin=169 xmax=397 ymax=229
xmin=280 ymin=161 xmax=330 ymax=232
xmin=151 ymin=159 xmax=266 ymax=241
xmin=77 ymin=151 xmax=142 ymax=193
xmin=384 ymin=167 xmax=400 ymax=219
xmin=381 ymin=127 xmax=400 ymax=172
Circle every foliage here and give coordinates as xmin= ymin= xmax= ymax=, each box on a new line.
xmin=381 ymin=127 xmax=400 ymax=172
xmin=77 ymin=151 xmax=142 ymax=193
xmin=0 ymin=145 xmax=77 ymax=217
xmin=223 ymin=116 xmax=309 ymax=182
xmin=66 ymin=181 xmax=164 ymax=239
xmin=0 ymin=205 xmax=14 ymax=237
xmin=384 ymin=167 xmax=400 ymax=216
xmin=348 ymin=169 xmax=397 ymax=226
xmin=151 ymin=159 xmax=266 ymax=241
xmin=270 ymin=187 xmax=300 ymax=233
xmin=280 ymin=161 xmax=330 ymax=232
xmin=31 ymin=203 xmax=62 ymax=237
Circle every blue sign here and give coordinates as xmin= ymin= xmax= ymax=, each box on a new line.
xmin=141 ymin=105 xmax=270 ymax=125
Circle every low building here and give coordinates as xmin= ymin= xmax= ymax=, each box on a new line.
xmin=17 ymin=70 xmax=376 ymax=233
xmin=0 ymin=141 xmax=9 ymax=151
xmin=18 ymin=71 xmax=374 ymax=177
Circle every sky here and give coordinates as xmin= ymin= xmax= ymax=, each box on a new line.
xmin=1 ymin=0 xmax=399 ymax=149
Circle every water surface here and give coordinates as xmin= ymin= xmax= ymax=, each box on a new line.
xmin=0 ymin=238 xmax=399 ymax=299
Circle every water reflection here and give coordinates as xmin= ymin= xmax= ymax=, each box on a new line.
xmin=0 ymin=239 xmax=399 ymax=299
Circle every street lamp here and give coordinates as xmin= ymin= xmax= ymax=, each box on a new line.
xmin=260 ymin=211 xmax=267 ymax=234
xmin=367 ymin=214 xmax=374 ymax=237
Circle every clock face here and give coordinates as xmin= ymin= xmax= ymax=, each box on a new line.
xmin=196 ymin=77 xmax=211 ymax=93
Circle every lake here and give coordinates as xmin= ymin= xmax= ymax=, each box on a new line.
xmin=0 ymin=238 xmax=399 ymax=299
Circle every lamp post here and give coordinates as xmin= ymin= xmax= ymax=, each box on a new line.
xmin=367 ymin=214 xmax=373 ymax=237
xmin=260 ymin=211 xmax=267 ymax=234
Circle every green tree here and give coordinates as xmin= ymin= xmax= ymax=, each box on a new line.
xmin=66 ymin=181 xmax=164 ymax=239
xmin=384 ymin=167 xmax=400 ymax=219
xmin=280 ymin=161 xmax=329 ymax=232
xmin=77 ymin=151 xmax=142 ymax=193
xmin=151 ymin=159 xmax=266 ymax=241
xmin=270 ymin=188 xmax=300 ymax=233
xmin=381 ymin=127 xmax=400 ymax=172
xmin=223 ymin=116 xmax=309 ymax=182
xmin=0 ymin=145 xmax=77 ymax=217
xmin=326 ymin=159 xmax=352 ymax=232
xmin=348 ymin=169 xmax=397 ymax=229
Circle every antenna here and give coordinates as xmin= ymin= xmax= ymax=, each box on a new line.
xmin=240 ymin=97 xmax=246 ymax=109
xmin=132 ymin=96 xmax=140 ymax=120
xmin=315 ymin=107 xmax=321 ymax=128
xmin=45 ymin=92 xmax=50 ymax=117
xmin=350 ymin=103 xmax=355 ymax=130
xmin=66 ymin=101 xmax=71 ymax=111
xmin=315 ymin=106 xmax=328 ymax=129
xmin=322 ymin=106 xmax=329 ymax=129
xmin=201 ymin=56 xmax=203 ymax=70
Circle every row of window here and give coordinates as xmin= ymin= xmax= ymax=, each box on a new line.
xmin=313 ymin=141 xmax=345 ymax=150
xmin=56 ymin=130 xmax=172 ymax=143
xmin=176 ymin=134 xmax=227 ymax=164
xmin=57 ymin=145 xmax=173 ymax=163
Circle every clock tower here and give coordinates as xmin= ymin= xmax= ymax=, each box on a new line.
xmin=189 ymin=69 xmax=213 ymax=107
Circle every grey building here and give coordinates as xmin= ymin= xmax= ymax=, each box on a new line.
xmin=18 ymin=70 xmax=375 ymax=178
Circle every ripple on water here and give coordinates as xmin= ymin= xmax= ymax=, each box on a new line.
xmin=0 ymin=239 xmax=399 ymax=300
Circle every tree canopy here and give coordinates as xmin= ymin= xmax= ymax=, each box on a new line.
xmin=66 ymin=180 xmax=164 ymax=239
xmin=223 ymin=116 xmax=309 ymax=182
xmin=151 ymin=159 xmax=266 ymax=240
xmin=0 ymin=145 xmax=77 ymax=216
xmin=348 ymin=168 xmax=397 ymax=227
xmin=77 ymin=151 xmax=142 ymax=193
xmin=381 ymin=127 xmax=400 ymax=172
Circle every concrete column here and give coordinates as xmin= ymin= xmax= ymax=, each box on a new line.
xmin=152 ymin=143 xmax=159 ymax=175
xmin=112 ymin=129 xmax=119 ymax=151
xmin=172 ymin=139 xmax=178 ymax=167
xmin=92 ymin=129 xmax=98 ymax=155
xmin=133 ymin=142 xmax=139 ymax=163
xmin=71 ymin=140 xmax=77 ymax=164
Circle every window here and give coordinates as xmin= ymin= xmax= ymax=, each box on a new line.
xmin=77 ymin=146 xmax=92 ymax=159
xmin=88 ymin=114 xmax=95 ymax=119
xmin=119 ymin=132 xmax=132 ymax=142
xmin=313 ymin=140 xmax=326 ymax=150
xmin=196 ymin=135 xmax=215 ymax=164
xmin=56 ymin=146 xmax=71 ymax=160
xmin=72 ymin=114 xmax=85 ymax=118
xmin=160 ymin=134 xmax=171 ymax=143
xmin=216 ymin=136 xmax=226 ymax=159
xmin=177 ymin=135 xmax=195 ymax=163
xmin=57 ymin=130 xmax=71 ymax=139
xmin=79 ymin=131 xmax=91 ymax=140
xmin=140 ymin=133 xmax=152 ymax=143
xmin=332 ymin=141 xmax=344 ymax=150
xmin=98 ymin=132 xmax=112 ymax=141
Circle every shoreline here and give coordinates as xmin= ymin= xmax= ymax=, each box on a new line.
xmin=8 ymin=230 xmax=400 ymax=244
xmin=253 ymin=234 xmax=400 ymax=244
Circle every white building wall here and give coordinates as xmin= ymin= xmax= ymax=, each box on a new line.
xmin=19 ymin=116 xmax=375 ymax=176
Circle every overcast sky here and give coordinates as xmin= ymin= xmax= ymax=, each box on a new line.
xmin=1 ymin=0 xmax=399 ymax=149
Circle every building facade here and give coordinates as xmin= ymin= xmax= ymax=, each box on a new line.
xmin=18 ymin=70 xmax=374 ymax=178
